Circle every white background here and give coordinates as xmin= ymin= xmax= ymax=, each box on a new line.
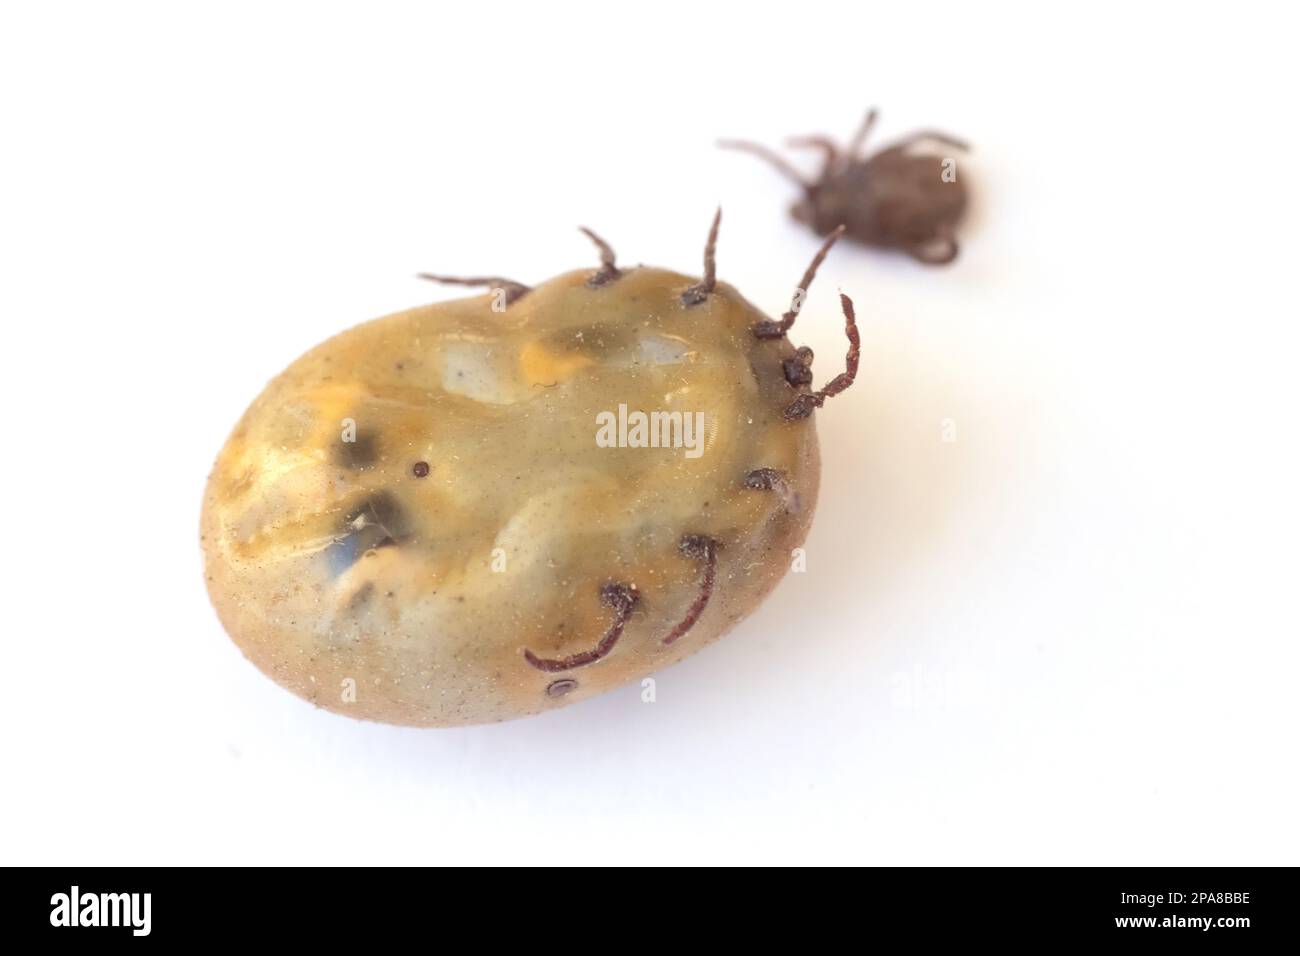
xmin=2 ymin=2 xmax=1297 ymax=865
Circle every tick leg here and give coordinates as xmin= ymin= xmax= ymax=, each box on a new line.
xmin=716 ymin=139 xmax=811 ymax=189
xmin=417 ymin=273 xmax=531 ymax=306
xmin=662 ymin=535 xmax=719 ymax=646
xmin=846 ymin=107 xmax=880 ymax=160
xmin=523 ymin=583 xmax=640 ymax=672
xmin=681 ymin=207 xmax=722 ymax=306
xmin=786 ymin=135 xmax=842 ymax=181
xmin=906 ymin=232 xmax=960 ymax=265
xmin=784 ymin=293 xmax=861 ymax=421
xmin=578 ymin=226 xmax=622 ymax=287
xmin=753 ymin=225 xmax=846 ymax=339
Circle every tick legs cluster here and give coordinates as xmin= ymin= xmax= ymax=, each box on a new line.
xmin=751 ymin=226 xmax=861 ymax=421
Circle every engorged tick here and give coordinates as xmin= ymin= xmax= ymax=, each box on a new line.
xmin=202 ymin=211 xmax=863 ymax=727
xmin=720 ymin=107 xmax=970 ymax=264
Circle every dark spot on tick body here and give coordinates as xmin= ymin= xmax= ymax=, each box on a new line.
xmin=326 ymin=492 xmax=410 ymax=575
xmin=345 ymin=582 xmax=375 ymax=612
xmin=346 ymin=491 xmax=409 ymax=540
xmin=412 ymin=461 xmax=430 ymax=478
xmin=546 ymin=679 xmax=579 ymax=698
xmin=332 ymin=429 xmax=378 ymax=469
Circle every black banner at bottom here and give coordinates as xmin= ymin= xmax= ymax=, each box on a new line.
xmin=5 ymin=867 xmax=1290 ymax=944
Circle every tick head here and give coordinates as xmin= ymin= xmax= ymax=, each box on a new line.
xmin=791 ymin=192 xmax=849 ymax=239
xmin=790 ymin=196 xmax=816 ymax=227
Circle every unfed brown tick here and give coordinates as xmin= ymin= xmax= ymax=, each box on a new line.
xmin=720 ymin=108 xmax=970 ymax=264
xmin=201 ymin=212 xmax=860 ymax=726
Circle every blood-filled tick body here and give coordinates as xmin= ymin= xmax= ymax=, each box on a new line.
xmin=201 ymin=214 xmax=859 ymax=726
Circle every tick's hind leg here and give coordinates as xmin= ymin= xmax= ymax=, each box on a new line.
xmin=905 ymin=230 xmax=960 ymax=265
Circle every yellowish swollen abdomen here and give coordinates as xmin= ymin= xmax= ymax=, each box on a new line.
xmin=202 ymin=265 xmax=824 ymax=726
